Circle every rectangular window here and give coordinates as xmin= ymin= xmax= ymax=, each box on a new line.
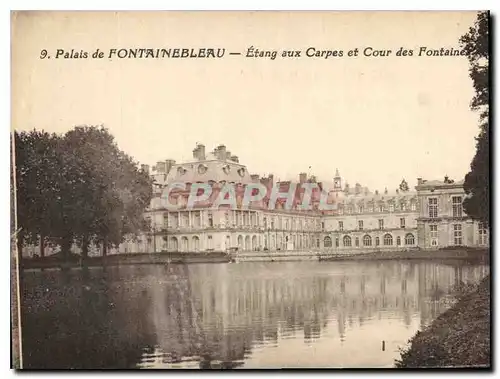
xmin=411 ymin=201 xmax=417 ymax=211
xmin=452 ymin=196 xmax=463 ymax=217
xmin=355 ymin=237 xmax=359 ymax=247
xmin=478 ymin=222 xmax=488 ymax=245
xmin=379 ymin=205 xmax=384 ymax=212
xmin=428 ymin=198 xmax=438 ymax=218
xmin=208 ymin=235 xmax=213 ymax=249
xmin=321 ymin=222 xmax=325 ymax=230
xmin=163 ymin=213 xmax=168 ymax=227
xmin=400 ymin=218 xmax=405 ymax=228
xmin=338 ymin=221 xmax=344 ymax=231
xmin=358 ymin=220 xmax=364 ymax=231
xmin=378 ymin=219 xmax=384 ymax=230
xmin=358 ymin=205 xmax=364 ymax=213
xmin=389 ymin=203 xmax=395 ymax=212
xmin=347 ymin=206 xmax=353 ymax=214
xmin=453 ymin=224 xmax=462 ymax=245
xmin=208 ymin=212 xmax=213 ymax=227
xmin=335 ymin=238 xmax=339 ymax=247
xmin=400 ymin=201 xmax=407 ymax=211
xmin=430 ymin=224 xmax=438 ymax=246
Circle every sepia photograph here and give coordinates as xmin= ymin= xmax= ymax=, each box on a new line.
xmin=10 ymin=10 xmax=490 ymax=369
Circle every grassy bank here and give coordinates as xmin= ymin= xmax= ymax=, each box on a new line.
xmin=21 ymin=251 xmax=231 ymax=270
xmin=320 ymin=248 xmax=489 ymax=264
xmin=395 ymin=274 xmax=490 ymax=368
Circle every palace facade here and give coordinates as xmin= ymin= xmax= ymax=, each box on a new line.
xmin=20 ymin=143 xmax=489 ymax=258
xmin=115 ymin=143 xmax=488 ymax=255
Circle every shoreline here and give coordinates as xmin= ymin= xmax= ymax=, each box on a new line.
xmin=395 ymin=274 xmax=491 ymax=368
xmin=19 ymin=248 xmax=489 ymax=270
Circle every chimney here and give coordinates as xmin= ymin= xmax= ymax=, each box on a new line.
xmin=299 ymin=172 xmax=307 ymax=184
xmin=375 ymin=190 xmax=379 ymax=195
xmin=165 ymin=159 xmax=176 ymax=174
xmin=198 ymin=144 xmax=206 ymax=160
xmin=444 ymin=175 xmax=449 ymax=183
xmin=217 ymin=145 xmax=227 ymax=160
xmin=268 ymin=174 xmax=274 ymax=184
xmin=156 ymin=161 xmax=167 ymax=173
xmin=192 ymin=145 xmax=200 ymax=160
xmin=417 ymin=177 xmax=423 ymax=186
xmin=251 ymin=174 xmax=260 ymax=182
xmin=141 ymin=164 xmax=150 ymax=174
xmin=231 ymin=155 xmax=239 ymax=163
xmin=384 ymin=187 xmax=388 ymax=195
xmin=355 ymin=183 xmax=362 ymax=195
xmin=225 ymin=151 xmax=232 ymax=160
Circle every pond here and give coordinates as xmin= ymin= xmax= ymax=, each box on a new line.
xmin=20 ymin=260 xmax=489 ymax=369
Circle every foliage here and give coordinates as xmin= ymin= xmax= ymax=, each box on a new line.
xmin=460 ymin=11 xmax=490 ymax=226
xmin=13 ymin=126 xmax=153 ymax=259
xmin=14 ymin=130 xmax=62 ymax=253
xmin=399 ymin=179 xmax=409 ymax=192
xmin=395 ymin=275 xmax=490 ymax=368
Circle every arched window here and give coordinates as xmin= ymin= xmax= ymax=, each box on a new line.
xmin=343 ymin=235 xmax=352 ymax=247
xmin=244 ymin=235 xmax=250 ymax=250
xmin=237 ymin=235 xmax=243 ymax=250
xmin=324 ymin=236 xmax=332 ymax=247
xmin=192 ymin=236 xmax=200 ymax=251
xmin=396 ymin=236 xmax=401 ymax=246
xmin=252 ymin=235 xmax=257 ymax=250
xmin=181 ymin=236 xmax=189 ymax=251
xmin=170 ymin=237 xmax=178 ymax=251
xmin=405 ymin=233 xmax=415 ymax=245
xmin=363 ymin=235 xmax=372 ymax=246
xmin=383 ymin=233 xmax=393 ymax=246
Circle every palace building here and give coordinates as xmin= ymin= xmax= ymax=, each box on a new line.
xmin=113 ymin=143 xmax=488 ymax=256
xmin=20 ymin=143 xmax=489 ymax=258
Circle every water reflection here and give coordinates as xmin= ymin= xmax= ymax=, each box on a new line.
xmin=21 ymin=261 xmax=489 ymax=369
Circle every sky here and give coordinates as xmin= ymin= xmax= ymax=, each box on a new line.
xmin=11 ymin=11 xmax=481 ymax=192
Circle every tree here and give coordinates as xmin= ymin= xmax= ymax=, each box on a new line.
xmin=399 ymin=179 xmax=409 ymax=192
xmin=460 ymin=12 xmax=489 ymax=226
xmin=14 ymin=130 xmax=63 ymax=257
xmin=13 ymin=126 xmax=153 ymax=261
xmin=59 ymin=125 xmax=153 ymax=259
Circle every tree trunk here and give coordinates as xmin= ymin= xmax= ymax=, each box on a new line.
xmin=39 ymin=234 xmax=45 ymax=258
xmin=102 ymin=238 xmax=108 ymax=257
xmin=61 ymin=235 xmax=72 ymax=261
xmin=16 ymin=232 xmax=23 ymax=258
xmin=81 ymin=235 xmax=89 ymax=260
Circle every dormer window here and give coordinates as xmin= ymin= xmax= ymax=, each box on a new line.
xmin=197 ymin=164 xmax=208 ymax=175
xmin=222 ymin=165 xmax=231 ymax=175
xmin=177 ymin=166 xmax=187 ymax=176
xmin=237 ymin=167 xmax=246 ymax=177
